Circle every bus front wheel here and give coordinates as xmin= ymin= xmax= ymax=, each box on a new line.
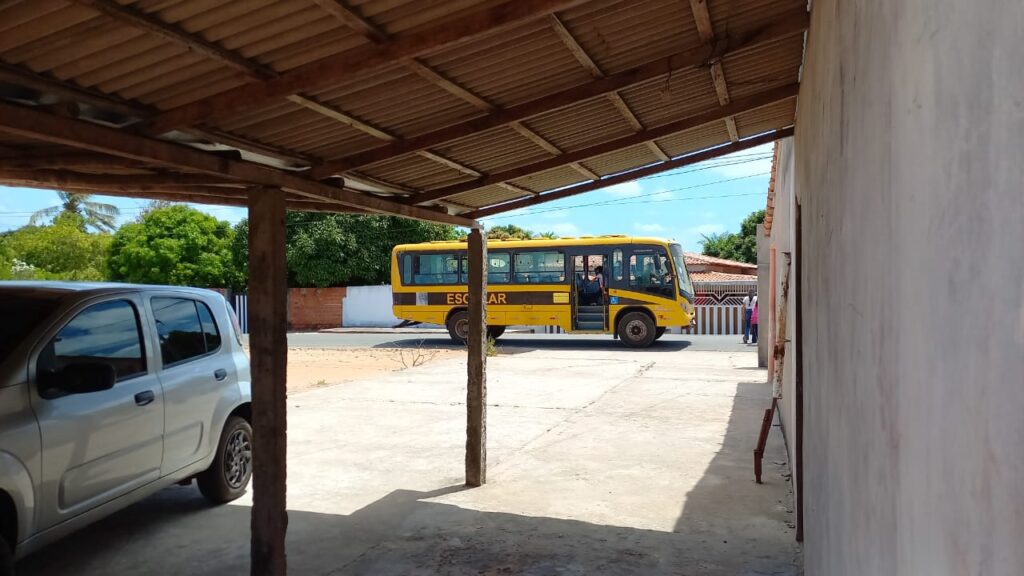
xmin=655 ymin=327 xmax=667 ymax=340
xmin=617 ymin=312 xmax=657 ymax=348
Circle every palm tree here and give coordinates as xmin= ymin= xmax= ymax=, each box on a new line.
xmin=535 ymin=231 xmax=559 ymax=239
xmin=30 ymin=191 xmax=120 ymax=232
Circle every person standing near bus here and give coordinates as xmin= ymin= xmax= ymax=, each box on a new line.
xmin=750 ymin=300 xmax=759 ymax=344
xmin=742 ymin=289 xmax=757 ymax=344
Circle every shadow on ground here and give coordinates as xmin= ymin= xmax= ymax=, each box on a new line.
xmin=372 ymin=336 xmax=692 ymax=353
xmin=17 ymin=384 xmax=795 ymax=576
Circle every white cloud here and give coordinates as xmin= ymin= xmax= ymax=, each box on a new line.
xmin=706 ymin=143 xmax=774 ymax=178
xmin=687 ymin=223 xmax=726 ymax=236
xmin=635 ymin=222 xmax=666 ymax=233
xmin=550 ymin=222 xmax=583 ymax=237
xmin=600 ymin=181 xmax=643 ymax=197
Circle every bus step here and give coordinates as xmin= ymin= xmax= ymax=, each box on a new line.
xmin=577 ymin=312 xmax=605 ymax=323
xmin=576 ymin=320 xmax=605 ymax=330
xmin=577 ymin=305 xmax=605 ymax=314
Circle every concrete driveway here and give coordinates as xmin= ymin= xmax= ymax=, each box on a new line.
xmin=17 ymin=339 xmax=798 ymax=576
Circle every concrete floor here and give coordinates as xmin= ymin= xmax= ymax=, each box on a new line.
xmin=17 ymin=339 xmax=799 ymax=576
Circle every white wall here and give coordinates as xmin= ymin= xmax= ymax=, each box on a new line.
xmin=341 ymin=285 xmax=400 ymax=327
xmin=796 ymin=1 xmax=1024 ymax=573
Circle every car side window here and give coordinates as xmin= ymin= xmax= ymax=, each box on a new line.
xmin=152 ymin=297 xmax=217 ymax=366
xmin=37 ymin=299 xmax=146 ymax=383
xmin=196 ymin=300 xmax=222 ymax=351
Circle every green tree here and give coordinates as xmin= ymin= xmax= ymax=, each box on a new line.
xmin=29 ymin=191 xmax=120 ymax=232
xmin=1 ymin=212 xmax=111 ymax=280
xmin=535 ymin=231 xmax=559 ymax=239
xmin=699 ymin=209 xmax=765 ymax=264
xmin=486 ymin=224 xmax=534 ymax=240
xmin=108 ymin=205 xmax=241 ymax=288
xmin=231 ymin=213 xmax=458 ymax=289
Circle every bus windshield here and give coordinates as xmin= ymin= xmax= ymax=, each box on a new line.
xmin=669 ymin=243 xmax=694 ymax=298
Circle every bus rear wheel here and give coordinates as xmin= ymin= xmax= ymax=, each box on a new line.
xmin=447 ymin=310 xmax=470 ymax=343
xmin=617 ymin=312 xmax=657 ymax=348
xmin=487 ymin=326 xmax=506 ymax=340
xmin=655 ymin=327 xmax=667 ymax=340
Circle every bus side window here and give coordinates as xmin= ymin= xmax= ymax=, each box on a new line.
xmin=612 ymin=249 xmax=623 ymax=281
xmin=514 ymin=251 xmax=564 ymax=283
xmin=488 ymin=252 xmax=510 ymax=284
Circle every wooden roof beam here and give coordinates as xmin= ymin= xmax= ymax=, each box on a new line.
xmin=0 ymin=170 xmax=240 ymax=190
xmin=467 ymin=128 xmax=793 ymax=218
xmin=498 ymin=182 xmax=540 ymax=196
xmin=408 ymin=83 xmax=797 ymax=205
xmin=312 ymin=0 xmax=388 ymax=43
xmin=689 ymin=0 xmax=740 ymax=142
xmin=148 ymin=0 xmax=588 ymax=133
xmin=569 ymin=163 xmax=599 ymax=180
xmin=312 ymin=5 xmax=809 ymax=178
xmin=0 ymin=154 xmax=147 ymax=170
xmin=0 ymin=101 xmax=475 ymax=226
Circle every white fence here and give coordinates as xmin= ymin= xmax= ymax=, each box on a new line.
xmin=231 ymin=294 xmax=249 ymax=333
xmin=679 ymin=305 xmax=745 ymax=335
xmin=342 ymin=285 xmax=401 ymax=327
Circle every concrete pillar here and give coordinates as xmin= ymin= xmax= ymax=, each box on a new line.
xmin=465 ymin=228 xmax=487 ymax=486
xmin=247 ymin=188 xmax=288 ymax=576
xmin=756 ymin=224 xmax=769 ymax=367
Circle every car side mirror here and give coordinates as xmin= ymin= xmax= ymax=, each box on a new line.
xmin=40 ymin=363 xmax=117 ymax=398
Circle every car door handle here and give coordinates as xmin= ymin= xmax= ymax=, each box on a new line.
xmin=134 ymin=390 xmax=155 ymax=406
xmin=214 ymin=369 xmax=228 ymax=381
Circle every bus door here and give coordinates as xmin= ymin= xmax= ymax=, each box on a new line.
xmin=570 ymin=252 xmax=608 ymax=331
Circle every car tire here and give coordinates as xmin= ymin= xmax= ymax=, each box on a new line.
xmin=0 ymin=535 xmax=13 ymax=576
xmin=198 ymin=416 xmax=253 ymax=504
xmin=617 ymin=312 xmax=657 ymax=348
xmin=487 ymin=326 xmax=506 ymax=340
xmin=654 ymin=327 xmax=666 ymax=340
xmin=446 ymin=310 xmax=470 ymax=344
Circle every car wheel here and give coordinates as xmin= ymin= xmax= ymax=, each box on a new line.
xmin=487 ymin=326 xmax=506 ymax=340
xmin=446 ymin=310 xmax=470 ymax=344
xmin=654 ymin=327 xmax=667 ymax=340
xmin=0 ymin=535 xmax=13 ymax=576
xmin=198 ymin=416 xmax=253 ymax=504
xmin=617 ymin=312 xmax=657 ymax=348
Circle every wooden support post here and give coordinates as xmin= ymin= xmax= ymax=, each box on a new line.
xmin=248 ymin=187 xmax=288 ymax=576
xmin=465 ymin=227 xmax=488 ymax=487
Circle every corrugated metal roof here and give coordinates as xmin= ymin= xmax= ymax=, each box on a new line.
xmin=0 ymin=0 xmax=807 ymax=220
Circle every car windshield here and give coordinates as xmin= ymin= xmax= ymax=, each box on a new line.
xmin=668 ymin=244 xmax=694 ymax=298
xmin=0 ymin=293 xmax=62 ymax=364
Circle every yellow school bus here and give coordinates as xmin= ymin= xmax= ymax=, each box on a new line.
xmin=391 ymin=235 xmax=695 ymax=348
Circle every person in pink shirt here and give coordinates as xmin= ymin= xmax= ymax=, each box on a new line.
xmin=749 ymin=301 xmax=759 ymax=344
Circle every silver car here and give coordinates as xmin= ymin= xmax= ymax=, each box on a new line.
xmin=0 ymin=283 xmax=253 ymax=574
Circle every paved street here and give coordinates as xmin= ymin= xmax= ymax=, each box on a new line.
xmin=250 ymin=331 xmax=756 ymax=353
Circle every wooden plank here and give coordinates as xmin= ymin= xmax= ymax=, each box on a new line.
xmin=312 ymin=6 xmax=809 ymax=177
xmin=465 ymin=127 xmax=793 ymax=218
xmin=725 ymin=116 xmax=740 ymax=142
xmin=312 ymin=0 xmax=388 ymax=43
xmin=688 ymin=0 xmax=715 ymax=44
xmin=0 ymin=100 xmax=477 ymax=226
xmin=569 ymin=162 xmax=599 ymax=180
xmin=343 ymin=172 xmax=416 ymax=195
xmin=498 ymin=182 xmax=539 ymax=196
xmin=647 ymin=141 xmax=671 ymax=161
xmin=709 ymin=62 xmax=731 ymax=104
xmin=0 ymin=154 xmax=146 ymax=169
xmin=607 ymin=92 xmax=644 ymax=131
xmin=0 ymin=61 xmax=313 ymax=166
xmin=405 ymin=59 xmax=494 ymax=111
xmin=148 ymin=0 xmax=588 ymax=133
xmin=247 ymin=187 xmax=289 ymax=576
xmin=465 ymin=227 xmax=487 ymax=487
xmin=509 ymin=122 xmax=562 ymax=155
xmin=286 ymin=95 xmax=397 ymax=141
xmin=67 ymin=0 xmax=274 ymax=79
xmin=417 ymin=150 xmax=481 ymax=177
xmin=410 ymin=84 xmax=797 ymax=204
xmin=549 ymin=14 xmax=602 ymax=77
xmin=0 ymin=170 xmax=236 ymax=188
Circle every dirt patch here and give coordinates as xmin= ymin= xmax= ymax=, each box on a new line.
xmin=280 ymin=347 xmax=462 ymax=393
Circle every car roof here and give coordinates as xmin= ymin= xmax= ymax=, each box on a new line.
xmin=0 ymin=281 xmax=222 ymax=299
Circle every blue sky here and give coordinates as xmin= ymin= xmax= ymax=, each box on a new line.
xmin=0 ymin=144 xmax=772 ymax=251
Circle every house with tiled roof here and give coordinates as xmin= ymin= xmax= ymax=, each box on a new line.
xmin=684 ymin=252 xmax=757 ymax=283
